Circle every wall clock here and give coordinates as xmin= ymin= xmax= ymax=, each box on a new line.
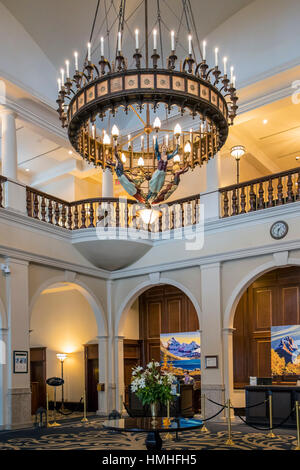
xmin=270 ymin=221 xmax=288 ymax=240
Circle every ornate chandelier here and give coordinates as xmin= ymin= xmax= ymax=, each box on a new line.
xmin=56 ymin=0 xmax=238 ymax=205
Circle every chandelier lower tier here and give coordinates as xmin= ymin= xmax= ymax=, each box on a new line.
xmin=56 ymin=1 xmax=238 ymax=205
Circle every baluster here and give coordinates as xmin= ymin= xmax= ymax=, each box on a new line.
xmin=249 ymin=184 xmax=255 ymax=211
xmin=67 ymin=205 xmax=73 ymax=229
xmin=180 ymin=202 xmax=184 ymax=228
xmin=116 ymin=201 xmax=120 ymax=228
xmin=89 ymin=202 xmax=94 ymax=227
xmin=240 ymin=186 xmax=246 ymax=213
xmin=26 ymin=189 xmax=32 ymax=217
xmin=277 ymin=176 xmax=283 ymax=205
xmin=33 ymin=193 xmax=39 ymax=219
xmin=54 ymin=202 xmax=60 ymax=225
xmin=232 ymin=189 xmax=238 ymax=215
xmin=48 ymin=200 xmax=53 ymax=224
xmin=223 ymin=191 xmax=229 ymax=217
xmin=258 ymin=182 xmax=264 ymax=209
xmin=287 ymin=173 xmax=293 ymax=202
xmin=41 ymin=196 xmax=46 ymax=222
xmin=0 ymin=181 xmax=3 ymax=208
xmin=267 ymin=178 xmax=274 ymax=208
xmin=80 ymin=204 xmax=86 ymax=228
xmin=61 ymin=204 xmax=66 ymax=228
xmin=74 ymin=204 xmax=79 ymax=229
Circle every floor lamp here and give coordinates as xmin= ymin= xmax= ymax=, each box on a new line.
xmin=56 ymin=353 xmax=68 ymax=410
xmin=231 ymin=145 xmax=246 ymax=184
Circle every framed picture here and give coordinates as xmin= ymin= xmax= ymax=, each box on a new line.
xmin=205 ymin=355 xmax=218 ymax=369
xmin=13 ymin=351 xmax=28 ymax=373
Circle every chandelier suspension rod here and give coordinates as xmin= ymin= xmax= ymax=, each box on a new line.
xmin=182 ymin=0 xmax=196 ymax=59
xmin=144 ymin=0 xmax=151 ymax=154
xmin=186 ymin=0 xmax=203 ymax=61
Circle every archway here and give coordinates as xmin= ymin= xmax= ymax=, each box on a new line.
xmin=29 ymin=279 xmax=107 ymax=416
xmin=116 ymin=280 xmax=201 ymax=413
xmin=225 ymin=262 xmax=300 ymax=407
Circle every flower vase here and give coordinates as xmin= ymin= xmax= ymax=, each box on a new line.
xmin=150 ymin=402 xmax=158 ymax=424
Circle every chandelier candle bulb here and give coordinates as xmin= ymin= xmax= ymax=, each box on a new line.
xmin=65 ymin=60 xmax=70 ymax=78
xmin=121 ymin=153 xmax=126 ymax=163
xmin=141 ymin=135 xmax=144 ymax=150
xmin=153 ymin=117 xmax=161 ymax=131
xmin=57 ymin=78 xmax=61 ymax=91
xmin=118 ymin=31 xmax=122 ymax=52
xmin=171 ymin=30 xmax=175 ymax=51
xmin=87 ymin=42 xmax=91 ymax=61
xmin=223 ymin=57 xmax=227 ymax=75
xmin=135 ymin=29 xmax=139 ymax=50
xmin=74 ymin=51 xmax=78 ymax=70
xmin=214 ymin=47 xmax=219 ymax=67
xmin=60 ymin=68 xmax=64 ymax=85
xmin=230 ymin=66 xmax=234 ymax=82
xmin=153 ymin=29 xmax=157 ymax=50
xmin=233 ymin=75 xmax=236 ymax=88
xmin=138 ymin=156 xmax=144 ymax=166
xmin=100 ymin=36 xmax=104 ymax=56
xmin=188 ymin=35 xmax=192 ymax=55
xmin=203 ymin=40 xmax=206 ymax=60
xmin=165 ymin=134 xmax=169 ymax=147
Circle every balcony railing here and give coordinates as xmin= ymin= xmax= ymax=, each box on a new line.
xmin=25 ymin=187 xmax=200 ymax=232
xmin=219 ymin=167 xmax=300 ymax=217
xmin=0 ymin=176 xmax=7 ymax=208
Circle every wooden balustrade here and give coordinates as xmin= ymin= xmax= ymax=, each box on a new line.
xmin=25 ymin=186 xmax=201 ymax=232
xmin=219 ymin=167 xmax=300 ymax=217
xmin=0 ymin=176 xmax=6 ymax=208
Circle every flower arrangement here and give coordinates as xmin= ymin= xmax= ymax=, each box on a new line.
xmin=131 ymin=360 xmax=175 ymax=406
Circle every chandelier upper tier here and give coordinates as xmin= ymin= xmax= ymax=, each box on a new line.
xmin=56 ymin=0 xmax=238 ymax=205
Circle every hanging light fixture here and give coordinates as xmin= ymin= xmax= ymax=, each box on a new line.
xmin=56 ymin=1 xmax=239 ymax=205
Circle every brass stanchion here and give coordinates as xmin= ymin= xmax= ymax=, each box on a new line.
xmin=165 ymin=400 xmax=173 ymax=441
xmin=225 ymin=398 xmax=234 ymax=446
xmin=48 ymin=386 xmax=61 ymax=427
xmin=267 ymin=392 xmax=275 ymax=438
xmin=81 ymin=390 xmax=88 ymax=423
xmin=294 ymin=401 xmax=300 ymax=450
xmin=46 ymin=391 xmax=49 ymax=427
xmin=200 ymin=394 xmax=209 ymax=433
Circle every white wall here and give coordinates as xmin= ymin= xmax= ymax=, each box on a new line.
xmin=122 ymin=299 xmax=139 ymax=340
xmin=30 ymin=288 xmax=98 ymax=402
xmin=0 ymin=3 xmax=57 ymax=105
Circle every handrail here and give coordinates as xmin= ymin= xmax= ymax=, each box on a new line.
xmin=219 ymin=165 xmax=300 ymax=193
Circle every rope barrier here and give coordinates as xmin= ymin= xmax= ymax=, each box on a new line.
xmin=233 ymin=405 xmax=296 ymax=431
xmin=202 ymin=405 xmax=226 ymax=422
xmin=205 ymin=396 xmax=269 ymax=410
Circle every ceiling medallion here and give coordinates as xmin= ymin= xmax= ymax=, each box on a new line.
xmin=56 ymin=1 xmax=238 ymax=206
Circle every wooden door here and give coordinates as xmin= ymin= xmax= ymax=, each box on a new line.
xmin=30 ymin=347 xmax=46 ymax=414
xmin=84 ymin=344 xmax=99 ymax=412
xmin=124 ymin=340 xmax=142 ymax=405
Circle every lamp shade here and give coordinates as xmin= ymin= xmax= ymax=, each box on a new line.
xmin=231 ymin=145 xmax=245 ymax=160
xmin=56 ymin=353 xmax=68 ymax=362
xmin=103 ymin=133 xmax=111 ymax=145
xmin=153 ymin=117 xmax=161 ymax=131
xmin=174 ymin=123 xmax=182 ymax=137
xmin=111 ymin=124 xmax=119 ymax=138
xmin=184 ymin=141 xmax=192 ymax=153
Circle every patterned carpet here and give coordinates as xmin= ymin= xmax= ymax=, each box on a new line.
xmin=0 ymin=418 xmax=298 ymax=450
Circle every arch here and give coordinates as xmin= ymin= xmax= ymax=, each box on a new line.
xmin=29 ymin=275 xmax=107 ymax=337
xmin=224 ymin=258 xmax=300 ymax=330
xmin=223 ymin=257 xmax=300 ymax=403
xmin=116 ymin=276 xmax=202 ymax=337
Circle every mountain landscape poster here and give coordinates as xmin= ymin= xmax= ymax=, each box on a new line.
xmin=160 ymin=331 xmax=201 ymax=377
xmin=271 ymin=325 xmax=300 ymax=376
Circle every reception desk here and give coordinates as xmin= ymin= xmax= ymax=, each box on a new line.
xmin=245 ymin=385 xmax=300 ymax=428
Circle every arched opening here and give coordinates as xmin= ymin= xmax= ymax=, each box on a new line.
xmin=120 ymin=284 xmax=201 ymax=414
xmin=30 ymin=281 xmax=105 ymax=416
xmin=233 ymin=266 xmax=300 ymax=391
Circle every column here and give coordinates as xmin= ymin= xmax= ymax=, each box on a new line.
xmin=0 ymin=107 xmax=18 ymax=180
xmin=222 ymin=327 xmax=236 ymax=418
xmin=200 ymin=262 xmax=226 ymax=421
xmin=0 ymin=328 xmax=8 ymax=428
xmin=200 ymin=152 xmax=221 ymax=220
xmin=97 ymin=335 xmax=109 ymax=416
xmin=0 ymin=107 xmax=26 ymax=213
xmin=106 ymin=280 xmax=116 ymax=413
xmin=114 ymin=335 xmax=125 ymax=414
xmin=102 ymin=168 xmax=114 ymax=198
xmin=5 ymin=258 xmax=31 ymax=429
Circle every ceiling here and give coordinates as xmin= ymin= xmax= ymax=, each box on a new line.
xmin=1 ymin=0 xmax=300 ymax=199
xmin=1 ymin=0 xmax=253 ymax=70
